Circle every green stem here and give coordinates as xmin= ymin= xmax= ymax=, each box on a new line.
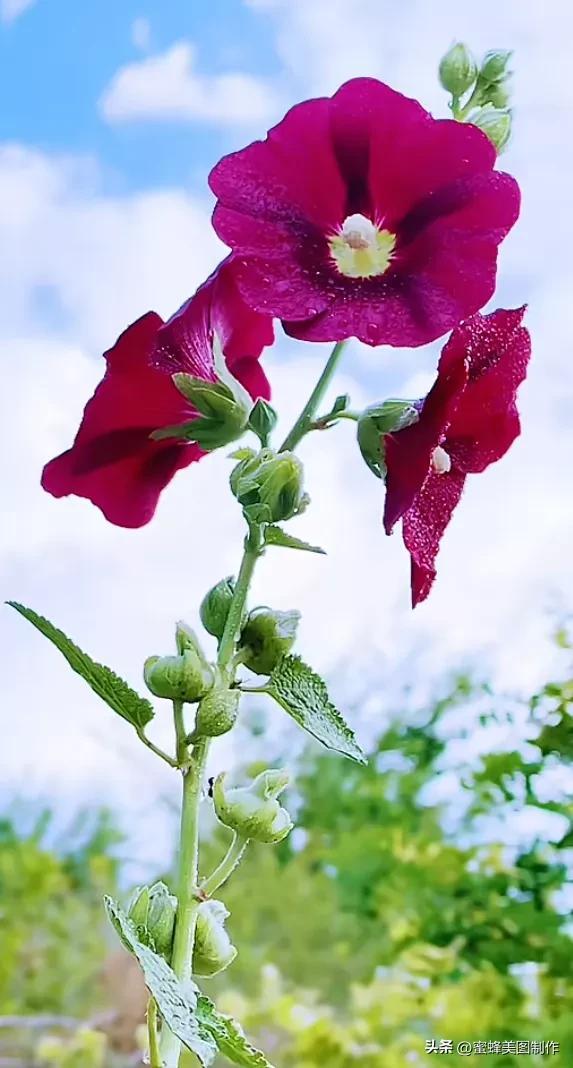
xmin=217 ymin=523 xmax=262 ymax=674
xmin=147 ymin=998 xmax=162 ymax=1068
xmin=173 ymin=700 xmax=188 ymax=766
xmin=159 ymin=528 xmax=262 ymax=1067
xmin=279 ymin=340 xmax=348 ymax=452
xmin=201 ymin=833 xmax=248 ymax=897
xmin=159 ymin=738 xmax=209 ymax=1068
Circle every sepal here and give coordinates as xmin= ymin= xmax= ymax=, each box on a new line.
xmin=357 ymin=399 xmax=419 ymax=479
xmin=213 ymin=769 xmax=293 ymax=844
xmin=239 ymin=607 xmax=300 ymax=675
xmin=193 ymin=900 xmax=238 ymax=977
xmin=200 ymin=577 xmax=237 ymax=640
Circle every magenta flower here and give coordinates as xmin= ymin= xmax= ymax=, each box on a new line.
xmin=383 ymin=308 xmax=531 ymax=605
xmin=42 ymin=261 xmax=274 ymax=528
xmin=209 ymin=78 xmax=520 ymax=348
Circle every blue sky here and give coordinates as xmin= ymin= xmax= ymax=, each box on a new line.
xmin=1 ymin=0 xmax=573 ymax=867
xmin=0 ymin=1 xmax=276 ymax=186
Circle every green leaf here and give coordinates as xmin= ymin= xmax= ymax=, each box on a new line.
xmin=7 ymin=602 xmax=154 ymax=730
xmin=196 ymin=994 xmax=274 ymax=1067
xmin=265 ymin=655 xmax=366 ymax=764
xmin=104 ymin=897 xmax=217 ymax=1066
xmin=264 ymin=526 xmax=326 ymax=555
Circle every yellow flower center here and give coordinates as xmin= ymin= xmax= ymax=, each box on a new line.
xmin=431 ymin=446 xmax=452 ymax=475
xmin=329 ymin=214 xmax=396 ymax=279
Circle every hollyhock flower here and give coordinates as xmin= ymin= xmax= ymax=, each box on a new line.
xmin=42 ymin=261 xmax=274 ymax=528
xmin=383 ymin=308 xmax=530 ymax=605
xmin=209 ymin=78 xmax=520 ymax=348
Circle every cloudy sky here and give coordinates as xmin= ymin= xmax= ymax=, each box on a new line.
xmin=1 ymin=0 xmax=572 ymax=866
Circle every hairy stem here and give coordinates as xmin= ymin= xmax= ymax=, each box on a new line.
xmin=147 ymin=998 xmax=162 ymax=1068
xmin=201 ymin=833 xmax=248 ymax=897
xmin=279 ymin=340 xmax=348 ymax=451
xmin=217 ymin=523 xmax=262 ymax=674
xmin=159 ymin=738 xmax=209 ymax=1067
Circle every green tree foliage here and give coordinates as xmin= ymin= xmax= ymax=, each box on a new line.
xmin=0 ymin=808 xmax=121 ymax=1015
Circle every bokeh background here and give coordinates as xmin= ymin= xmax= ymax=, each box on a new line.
xmin=1 ymin=1 xmax=573 ymax=1065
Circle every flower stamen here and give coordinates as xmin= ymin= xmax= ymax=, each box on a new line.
xmin=329 ymin=213 xmax=396 ymax=279
xmin=431 ymin=445 xmax=452 ymax=475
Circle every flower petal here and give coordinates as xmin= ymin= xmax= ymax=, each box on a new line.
xmin=42 ymin=314 xmax=199 ymax=529
xmin=153 ymin=258 xmax=274 ymax=394
xmin=445 ymin=307 xmax=531 ymax=471
xmin=383 ymin=356 xmax=468 ymax=532
xmin=403 ymin=468 xmax=466 ymax=606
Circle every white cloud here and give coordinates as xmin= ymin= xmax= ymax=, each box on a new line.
xmin=100 ymin=41 xmax=280 ymax=127
xmin=1 ymin=0 xmax=36 ymax=23
xmin=131 ymin=16 xmax=151 ymax=52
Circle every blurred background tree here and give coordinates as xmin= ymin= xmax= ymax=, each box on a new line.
xmin=2 ymin=639 xmax=573 ymax=1067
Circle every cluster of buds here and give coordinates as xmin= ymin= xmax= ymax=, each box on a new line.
xmin=230 ymin=447 xmax=307 ymax=526
xmin=439 ymin=42 xmax=513 ymax=152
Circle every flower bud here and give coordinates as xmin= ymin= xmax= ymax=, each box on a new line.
xmin=357 ymin=399 xmax=419 ymax=479
xmin=247 ymin=398 xmax=278 ymax=447
xmin=213 ymin=769 xmax=293 ymax=844
xmin=230 ymin=448 xmax=305 ymax=525
xmin=467 ymin=106 xmax=512 ymax=152
xmin=192 ymin=900 xmax=237 ymax=977
xmin=144 ymin=650 xmax=214 ymax=703
xmin=193 ymin=687 xmax=241 ymax=738
xmin=239 ymin=607 xmax=300 ymax=675
xmin=486 ymin=81 xmax=511 ymax=108
xmin=200 ymin=576 xmax=236 ymax=640
xmin=128 ymin=885 xmax=150 ymax=928
xmin=439 ymin=42 xmax=477 ymax=96
xmin=479 ymin=49 xmax=512 ymax=84
xmin=147 ymin=881 xmax=178 ymax=959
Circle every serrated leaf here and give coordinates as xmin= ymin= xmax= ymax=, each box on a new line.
xmin=265 ymin=655 xmax=366 ymax=764
xmin=7 ymin=602 xmax=154 ymax=730
xmin=104 ymin=898 xmax=216 ymax=1066
xmin=196 ymin=994 xmax=274 ymax=1068
xmin=264 ymin=526 xmax=326 ymax=555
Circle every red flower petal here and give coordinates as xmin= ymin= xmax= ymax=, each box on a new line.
xmin=42 ymin=262 xmax=274 ymax=528
xmin=444 ymin=307 xmax=530 ymax=472
xmin=404 ymin=468 xmax=467 ymax=606
xmin=210 ymin=77 xmax=521 ymax=347
xmin=42 ymin=313 xmax=199 ymax=529
xmin=383 ymin=356 xmax=468 ymax=533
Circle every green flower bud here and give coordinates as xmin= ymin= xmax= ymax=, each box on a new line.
xmin=479 ymin=49 xmax=512 ymax=84
xmin=248 ymin=398 xmax=278 ymax=447
xmin=144 ymin=650 xmax=214 ymax=703
xmin=200 ymin=576 xmax=236 ymax=640
xmin=357 ymin=399 xmax=419 ymax=479
xmin=192 ymin=900 xmax=237 ymax=977
xmin=485 ymin=81 xmax=511 ymax=108
xmin=193 ymin=687 xmax=241 ymax=738
xmin=230 ymin=448 xmax=305 ymax=525
xmin=127 ymin=885 xmax=150 ymax=928
xmin=213 ymin=769 xmax=293 ymax=844
xmin=147 ymin=881 xmax=178 ymax=959
xmin=439 ymin=42 xmax=477 ymax=96
xmin=239 ymin=607 xmax=300 ymax=675
xmin=467 ymin=105 xmax=512 ymax=152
